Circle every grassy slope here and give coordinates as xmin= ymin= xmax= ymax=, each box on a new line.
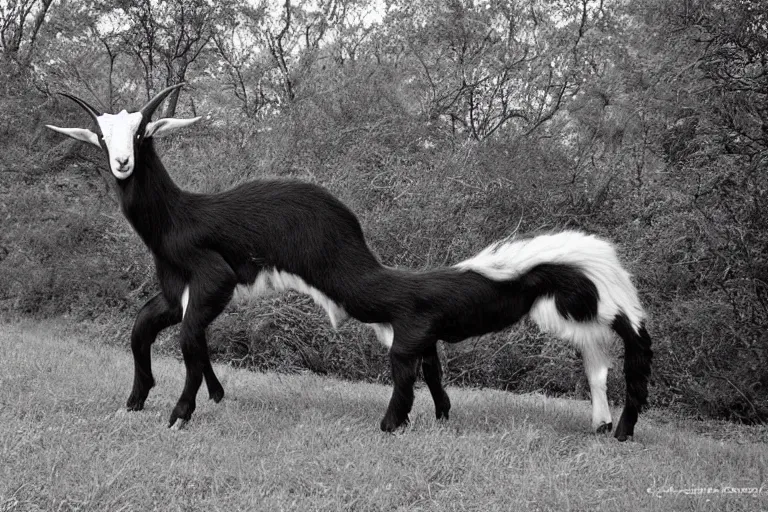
xmin=1 ymin=321 xmax=766 ymax=512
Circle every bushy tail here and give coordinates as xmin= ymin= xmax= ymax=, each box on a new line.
xmin=612 ymin=314 xmax=653 ymax=441
xmin=455 ymin=230 xmax=646 ymax=329
xmin=455 ymin=230 xmax=652 ymax=439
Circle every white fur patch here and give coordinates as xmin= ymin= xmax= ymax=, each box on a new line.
xmin=528 ymin=297 xmax=615 ymax=430
xmin=96 ymin=110 xmax=143 ymax=179
xmin=187 ymin=269 xmax=393 ymax=349
xmin=528 ymin=297 xmax=614 ymax=350
xmin=455 ymin=231 xmax=645 ymax=332
xmin=369 ymin=323 xmax=394 ymax=348
xmin=234 ymin=269 xmax=349 ymax=329
xmin=580 ymin=342 xmax=613 ymax=430
xmin=457 ymin=230 xmax=646 ymax=431
xmin=586 ymin=365 xmax=612 ymax=430
xmin=181 ymin=285 xmax=190 ymax=319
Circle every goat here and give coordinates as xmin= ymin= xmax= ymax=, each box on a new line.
xmin=47 ymin=84 xmax=652 ymax=441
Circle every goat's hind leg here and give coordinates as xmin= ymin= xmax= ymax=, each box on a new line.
xmin=127 ymin=292 xmax=181 ymax=411
xmin=421 ymin=345 xmax=450 ymax=420
xmin=612 ymin=314 xmax=653 ymax=441
xmin=381 ymin=345 xmax=420 ymax=432
xmin=581 ymin=341 xmax=613 ymax=434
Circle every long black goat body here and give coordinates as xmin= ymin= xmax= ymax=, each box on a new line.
xmin=48 ymin=84 xmax=652 ymax=441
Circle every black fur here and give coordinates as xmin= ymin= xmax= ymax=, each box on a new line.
xmin=72 ymin=129 xmax=649 ymax=436
xmin=121 ymin=140 xmax=393 ymax=426
xmin=369 ymin=264 xmax=606 ymax=431
xmin=611 ymin=313 xmax=653 ymax=441
xmin=521 ymin=264 xmax=599 ymax=321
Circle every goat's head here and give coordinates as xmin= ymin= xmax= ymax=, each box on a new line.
xmin=46 ymin=83 xmax=200 ymax=179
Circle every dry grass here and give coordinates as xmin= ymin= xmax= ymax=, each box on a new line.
xmin=1 ymin=320 xmax=766 ymax=511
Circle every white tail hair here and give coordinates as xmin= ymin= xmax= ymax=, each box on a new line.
xmin=455 ymin=230 xmax=646 ymax=332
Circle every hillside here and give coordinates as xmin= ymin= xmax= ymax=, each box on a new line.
xmin=1 ymin=321 xmax=765 ymax=511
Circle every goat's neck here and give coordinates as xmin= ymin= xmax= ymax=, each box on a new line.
xmin=116 ymin=139 xmax=183 ymax=252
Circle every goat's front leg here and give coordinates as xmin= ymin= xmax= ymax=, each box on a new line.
xmin=169 ymin=258 xmax=236 ymax=429
xmin=421 ymin=344 xmax=451 ymax=420
xmin=203 ymin=360 xmax=224 ymax=403
xmin=169 ymin=319 xmax=209 ymax=428
xmin=380 ymin=345 xmax=420 ymax=432
xmin=127 ymin=292 xmax=181 ymax=411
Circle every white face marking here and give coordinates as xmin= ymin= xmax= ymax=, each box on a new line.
xmin=96 ymin=110 xmax=143 ymax=179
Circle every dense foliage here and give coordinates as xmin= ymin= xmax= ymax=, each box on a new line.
xmin=1 ymin=0 xmax=766 ymax=422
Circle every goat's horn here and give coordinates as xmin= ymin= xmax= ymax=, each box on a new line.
xmin=141 ymin=83 xmax=186 ymax=120
xmin=58 ymin=92 xmax=101 ymax=125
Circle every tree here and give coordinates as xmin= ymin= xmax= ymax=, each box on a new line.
xmin=0 ymin=0 xmax=55 ymax=75
xmin=212 ymin=3 xmax=275 ymax=118
xmin=118 ymin=0 xmax=221 ymax=116
xmin=374 ymin=0 xmax=603 ymax=140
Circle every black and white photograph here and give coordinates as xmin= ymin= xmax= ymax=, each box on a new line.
xmin=1 ymin=0 xmax=766 ymax=509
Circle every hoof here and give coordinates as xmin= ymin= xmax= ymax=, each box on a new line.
xmin=596 ymin=422 xmax=613 ymax=435
xmin=168 ymin=401 xmax=195 ymax=428
xmin=126 ymin=378 xmax=154 ymax=411
xmin=614 ymin=430 xmax=632 ymax=442
xmin=126 ymin=395 xmax=146 ymax=411
xmin=169 ymin=418 xmax=187 ymax=431
xmin=435 ymin=395 xmax=451 ymax=421
xmin=380 ymin=414 xmax=409 ymax=433
xmin=209 ymin=387 xmax=224 ymax=403
xmin=614 ymin=422 xmax=634 ymax=442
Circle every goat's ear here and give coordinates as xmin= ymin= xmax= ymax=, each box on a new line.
xmin=144 ymin=117 xmax=201 ymax=138
xmin=46 ymin=125 xmax=100 ymax=147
